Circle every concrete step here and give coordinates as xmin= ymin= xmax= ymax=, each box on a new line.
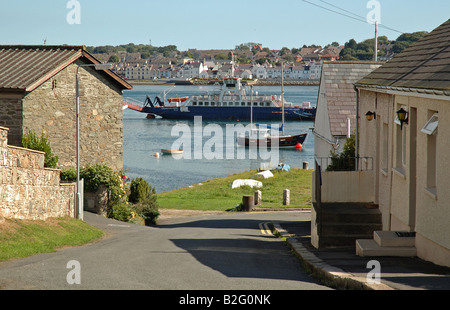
xmin=374 ymin=231 xmax=416 ymax=247
xmin=321 ymin=203 xmax=381 ymax=224
xmin=319 ymin=234 xmax=374 ymax=247
xmin=314 ymin=203 xmax=383 ymax=248
xmin=356 ymin=239 xmax=417 ymax=257
xmin=322 ymin=223 xmax=383 ymax=235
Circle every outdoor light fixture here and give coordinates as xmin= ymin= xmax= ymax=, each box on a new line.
xmin=366 ymin=111 xmax=376 ymax=121
xmin=75 ymin=63 xmax=113 ymax=220
xmin=396 ymin=107 xmax=409 ymax=130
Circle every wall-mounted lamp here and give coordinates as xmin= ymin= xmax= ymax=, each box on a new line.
xmin=396 ymin=108 xmax=409 ymax=130
xmin=366 ymin=111 xmax=376 ymax=121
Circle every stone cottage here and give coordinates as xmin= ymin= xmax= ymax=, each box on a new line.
xmin=0 ymin=45 xmax=132 ymax=171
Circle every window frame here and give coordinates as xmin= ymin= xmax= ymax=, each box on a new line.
xmin=421 ymin=113 xmax=438 ymax=136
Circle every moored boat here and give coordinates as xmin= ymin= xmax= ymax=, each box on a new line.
xmin=237 ymin=64 xmax=308 ymax=148
xmin=237 ymin=131 xmax=307 ymax=148
xmin=161 ymin=149 xmax=184 ymax=155
xmin=124 ymin=77 xmax=316 ymax=121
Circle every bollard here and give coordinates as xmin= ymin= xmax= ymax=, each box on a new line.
xmin=254 ymin=190 xmax=262 ymax=206
xmin=303 ymin=161 xmax=309 ymax=170
xmin=242 ymin=195 xmax=254 ymax=212
xmin=283 ymin=189 xmax=290 ymax=206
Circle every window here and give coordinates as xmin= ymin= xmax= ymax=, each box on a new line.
xmin=423 ymin=112 xmax=438 ymax=197
xmin=421 ymin=113 xmax=438 ymax=135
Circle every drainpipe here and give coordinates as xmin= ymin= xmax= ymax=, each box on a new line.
xmin=387 ymin=94 xmax=395 ymax=231
xmin=355 ymin=85 xmax=360 ymax=171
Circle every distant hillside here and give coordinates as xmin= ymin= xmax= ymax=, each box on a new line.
xmin=87 ymin=32 xmax=428 ymax=64
xmin=339 ymin=31 xmax=428 ymax=61
xmin=86 ymin=44 xmax=180 ymax=59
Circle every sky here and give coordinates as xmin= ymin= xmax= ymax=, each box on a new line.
xmin=1 ymin=0 xmax=449 ymax=51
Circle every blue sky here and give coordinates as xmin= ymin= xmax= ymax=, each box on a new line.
xmin=1 ymin=0 xmax=449 ymax=50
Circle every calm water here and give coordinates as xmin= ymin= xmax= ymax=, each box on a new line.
xmin=123 ymin=84 xmax=318 ymax=193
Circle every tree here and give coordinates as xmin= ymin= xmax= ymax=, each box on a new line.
xmin=108 ymin=55 xmax=119 ymax=63
xmin=236 ymin=54 xmax=251 ymax=64
xmin=393 ymin=31 xmax=428 ymax=54
xmin=327 ymin=135 xmax=356 ymax=172
xmin=214 ymin=53 xmax=228 ymax=60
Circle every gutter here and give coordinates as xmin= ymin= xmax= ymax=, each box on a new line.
xmin=355 ymin=83 xmax=450 ymax=101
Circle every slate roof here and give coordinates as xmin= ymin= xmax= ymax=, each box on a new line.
xmin=356 ymin=19 xmax=450 ymax=95
xmin=0 ymin=45 xmax=132 ymax=92
xmin=319 ymin=62 xmax=382 ymax=137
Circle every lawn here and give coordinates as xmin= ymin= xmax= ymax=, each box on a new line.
xmin=157 ymin=168 xmax=313 ymax=211
xmin=0 ymin=217 xmax=104 ymax=262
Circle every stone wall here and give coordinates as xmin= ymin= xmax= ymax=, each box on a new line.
xmin=0 ymin=126 xmax=76 ymax=220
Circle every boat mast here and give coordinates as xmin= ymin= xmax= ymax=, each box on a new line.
xmin=250 ymin=85 xmax=253 ymax=129
xmin=281 ymin=61 xmax=285 ymax=136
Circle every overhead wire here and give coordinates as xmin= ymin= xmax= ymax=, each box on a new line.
xmin=302 ymin=0 xmax=404 ymax=34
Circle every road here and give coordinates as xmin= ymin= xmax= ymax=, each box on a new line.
xmin=0 ymin=211 xmax=331 ymax=291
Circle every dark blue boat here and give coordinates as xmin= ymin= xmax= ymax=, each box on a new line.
xmin=124 ymin=77 xmax=316 ymax=121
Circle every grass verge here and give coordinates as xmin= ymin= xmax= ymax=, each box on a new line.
xmin=0 ymin=217 xmax=104 ymax=262
xmin=157 ymin=168 xmax=313 ymax=211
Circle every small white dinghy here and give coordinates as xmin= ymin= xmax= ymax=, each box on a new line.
xmin=231 ymin=179 xmax=263 ymax=189
xmin=252 ymin=170 xmax=274 ymax=179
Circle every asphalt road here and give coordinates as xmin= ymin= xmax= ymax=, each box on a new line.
xmin=0 ymin=211 xmax=331 ymax=291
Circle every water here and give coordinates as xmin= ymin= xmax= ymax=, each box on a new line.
xmin=123 ymin=84 xmax=318 ymax=193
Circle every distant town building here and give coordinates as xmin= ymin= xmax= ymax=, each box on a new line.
xmin=105 ymin=45 xmax=336 ymax=81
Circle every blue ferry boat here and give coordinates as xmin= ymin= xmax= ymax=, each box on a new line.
xmin=124 ymin=77 xmax=316 ymax=121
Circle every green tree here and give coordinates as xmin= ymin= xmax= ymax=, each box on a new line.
xmin=214 ymin=53 xmax=228 ymax=60
xmin=236 ymin=54 xmax=251 ymax=64
xmin=327 ymin=135 xmax=356 ymax=171
xmin=108 ymin=55 xmax=119 ymax=63
xmin=393 ymin=31 xmax=428 ymax=54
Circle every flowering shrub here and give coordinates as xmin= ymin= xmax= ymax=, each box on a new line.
xmin=60 ymin=165 xmax=159 ymax=225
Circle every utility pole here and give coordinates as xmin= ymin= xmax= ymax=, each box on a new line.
xmin=281 ymin=61 xmax=285 ymax=136
xmin=374 ymin=22 xmax=378 ymax=62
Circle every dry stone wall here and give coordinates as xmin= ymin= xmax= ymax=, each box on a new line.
xmin=0 ymin=126 xmax=76 ymax=220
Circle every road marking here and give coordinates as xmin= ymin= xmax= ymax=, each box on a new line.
xmin=259 ymin=222 xmax=273 ymax=236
